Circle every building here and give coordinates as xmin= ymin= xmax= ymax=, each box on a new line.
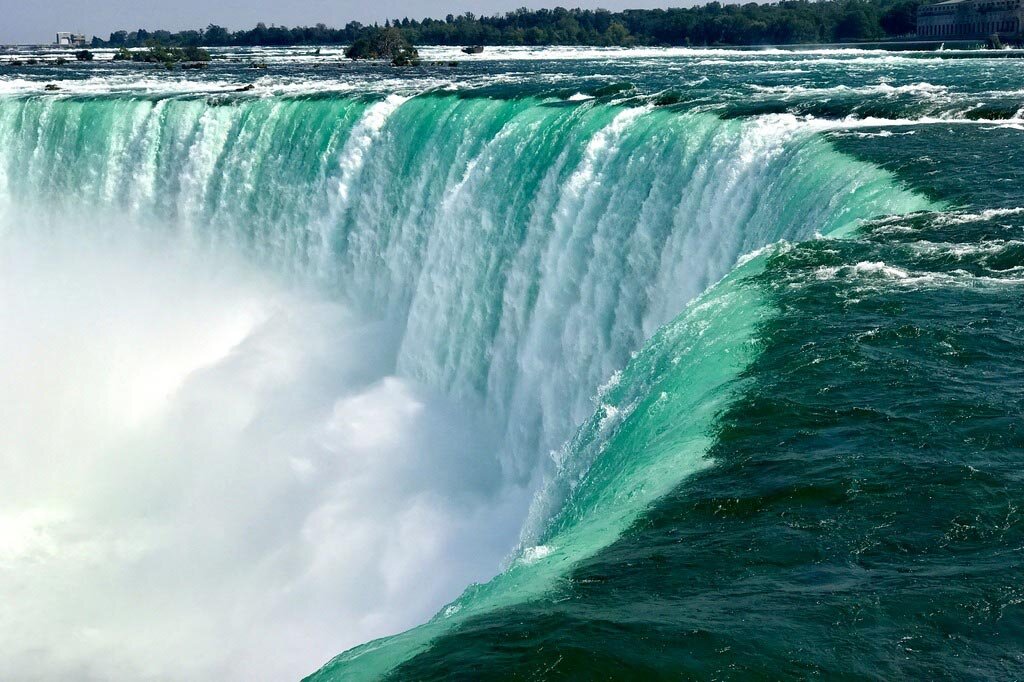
xmin=55 ymin=32 xmax=88 ymax=47
xmin=917 ymin=0 xmax=1023 ymax=38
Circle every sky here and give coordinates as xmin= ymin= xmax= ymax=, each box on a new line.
xmin=3 ymin=0 xmax=693 ymax=45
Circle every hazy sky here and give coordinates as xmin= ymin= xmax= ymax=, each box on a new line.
xmin=4 ymin=0 xmax=692 ymax=45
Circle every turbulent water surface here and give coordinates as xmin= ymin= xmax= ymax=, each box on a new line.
xmin=1 ymin=45 xmax=1022 ymax=680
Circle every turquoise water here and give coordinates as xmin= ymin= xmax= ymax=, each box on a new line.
xmin=0 ymin=47 xmax=1021 ymax=680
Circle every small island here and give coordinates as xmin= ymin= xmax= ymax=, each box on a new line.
xmin=343 ymin=27 xmax=419 ymax=65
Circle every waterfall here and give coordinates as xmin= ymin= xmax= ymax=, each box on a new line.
xmin=0 ymin=91 xmax=930 ymax=681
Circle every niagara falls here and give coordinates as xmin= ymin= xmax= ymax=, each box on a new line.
xmin=2 ymin=4 xmax=1024 ymax=681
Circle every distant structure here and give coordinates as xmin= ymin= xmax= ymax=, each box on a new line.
xmin=55 ymin=32 xmax=87 ymax=47
xmin=917 ymin=0 xmax=1023 ymax=38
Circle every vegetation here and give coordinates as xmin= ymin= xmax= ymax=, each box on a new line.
xmin=112 ymin=44 xmax=212 ymax=65
xmin=91 ymin=1 xmax=925 ymax=51
xmin=344 ymin=27 xmax=420 ymax=64
xmin=74 ymin=50 xmax=94 ymax=61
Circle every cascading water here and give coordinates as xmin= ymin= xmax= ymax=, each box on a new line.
xmin=0 ymin=94 xmax=926 ymax=467
xmin=0 ymin=69 xmax=935 ymax=681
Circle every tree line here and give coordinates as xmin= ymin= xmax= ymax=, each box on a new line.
xmin=92 ymin=1 xmax=922 ymax=51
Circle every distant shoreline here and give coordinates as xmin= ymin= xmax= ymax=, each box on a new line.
xmin=0 ymin=2 xmax=953 ymax=53
xmin=0 ymin=39 xmax=1002 ymax=52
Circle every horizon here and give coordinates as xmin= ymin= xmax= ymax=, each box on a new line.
xmin=4 ymin=0 xmax=711 ymax=46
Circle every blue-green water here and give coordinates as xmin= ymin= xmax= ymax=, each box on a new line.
xmin=0 ymin=46 xmax=1022 ymax=680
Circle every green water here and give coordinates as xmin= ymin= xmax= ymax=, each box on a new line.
xmin=0 ymin=46 xmax=1021 ymax=680
xmin=393 ymin=208 xmax=1024 ymax=680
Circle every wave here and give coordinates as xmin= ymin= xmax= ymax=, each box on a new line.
xmin=748 ymin=81 xmax=950 ymax=97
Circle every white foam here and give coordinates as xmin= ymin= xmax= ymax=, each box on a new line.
xmin=518 ymin=544 xmax=553 ymax=564
xmin=749 ymin=81 xmax=949 ymax=98
xmin=816 ymin=260 xmax=911 ymax=280
xmin=813 ymin=259 xmax=1024 ymax=288
xmin=933 ymin=207 xmax=1024 ymax=225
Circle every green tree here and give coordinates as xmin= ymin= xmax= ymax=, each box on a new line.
xmin=880 ymin=1 xmax=920 ymax=35
xmin=603 ymin=21 xmax=632 ymax=45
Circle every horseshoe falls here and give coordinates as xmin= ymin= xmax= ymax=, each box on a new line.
xmin=2 ymin=47 xmax=1024 ymax=681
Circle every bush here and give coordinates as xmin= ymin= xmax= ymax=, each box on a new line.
xmin=183 ymin=46 xmax=212 ymax=61
xmin=391 ymin=46 xmax=420 ymax=66
xmin=344 ymin=37 xmax=374 ymax=59
xmin=74 ymin=50 xmax=94 ymax=61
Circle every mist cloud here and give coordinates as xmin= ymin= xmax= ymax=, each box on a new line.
xmin=0 ymin=226 xmax=530 ymax=680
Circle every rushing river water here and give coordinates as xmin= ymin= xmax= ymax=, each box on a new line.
xmin=0 ymin=45 xmax=1022 ymax=680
